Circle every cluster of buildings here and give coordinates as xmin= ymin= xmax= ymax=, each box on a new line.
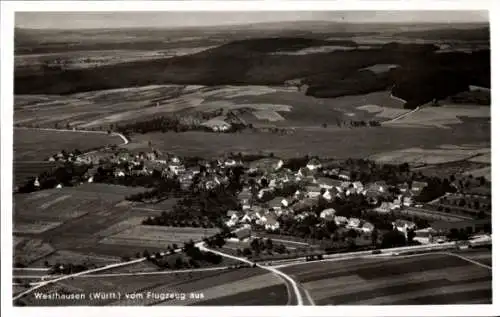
xmin=223 ymin=157 xmax=430 ymax=237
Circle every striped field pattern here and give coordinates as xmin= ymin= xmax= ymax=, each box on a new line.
xmin=279 ymin=252 xmax=492 ymax=305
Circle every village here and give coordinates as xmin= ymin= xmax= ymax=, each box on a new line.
xmin=20 ymin=142 xmax=491 ymax=258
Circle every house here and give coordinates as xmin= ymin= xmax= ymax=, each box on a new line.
xmin=320 ymin=208 xmax=336 ymax=221
xmin=403 ymin=196 xmax=414 ymax=207
xmin=306 ymin=185 xmax=322 ymax=199
xmin=238 ymin=188 xmax=253 ymax=205
xmin=352 ymin=181 xmax=364 ymax=193
xmin=292 ymin=198 xmax=318 ymax=213
xmin=306 ymin=158 xmax=322 ymax=171
xmin=87 ymin=176 xmax=94 ymax=183
xmin=347 ymin=218 xmax=361 ymax=229
xmin=114 ymin=170 xmax=125 ymax=177
xmin=48 ymin=156 xmax=56 ymax=162
xmin=267 ymin=196 xmax=288 ymax=211
xmin=393 ymin=219 xmax=417 ymax=234
xmin=338 ymin=171 xmax=351 ymax=181
xmin=296 ymin=167 xmax=315 ymax=180
xmin=257 ymin=212 xmax=280 ymax=231
xmin=398 ymin=183 xmax=410 ymax=193
xmin=201 ymin=117 xmax=232 ymax=132
xmin=224 ymin=159 xmax=238 ymax=167
xmin=258 ymin=188 xmax=274 ymax=200
xmin=324 ymin=167 xmax=340 ymax=177
xmin=56 ymin=184 xmax=63 ymax=189
xmin=411 ymin=181 xmax=428 ymax=195
xmin=168 ymin=162 xmax=186 ymax=175
xmin=316 ymin=177 xmax=341 ymax=190
xmin=322 ymin=189 xmax=334 ymax=201
xmin=234 ymin=227 xmax=251 ymax=241
xmin=374 ymin=202 xmax=392 ymax=214
xmin=334 ymin=216 xmax=348 ymax=226
xmin=294 ymin=190 xmax=306 ymax=200
xmin=361 ymin=222 xmax=375 ymax=233
xmin=33 ymin=177 xmax=40 ymax=188
xmin=295 ymin=211 xmax=316 ymax=221
xmin=249 ymin=158 xmax=284 ymax=172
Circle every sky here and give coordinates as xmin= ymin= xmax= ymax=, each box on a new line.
xmin=15 ymin=11 xmax=489 ymax=29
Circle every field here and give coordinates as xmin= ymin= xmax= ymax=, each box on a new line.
xmin=463 ymin=167 xmax=492 ymax=181
xmin=16 ymin=267 xmax=288 ymax=306
xmin=369 ymin=144 xmax=490 ymax=166
xmin=14 ymin=128 xmax=123 ymax=161
xmin=13 ymin=183 xmax=150 ymax=264
xmin=385 ymin=105 xmax=490 ymax=129
xmin=14 ymin=85 xmax=411 ymax=131
xmin=126 ymin=121 xmax=489 ymax=159
xmin=99 ymin=226 xmax=220 ymax=248
xmin=279 ymin=252 xmax=492 ymax=305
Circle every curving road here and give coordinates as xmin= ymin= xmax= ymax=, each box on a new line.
xmin=15 ymin=127 xmax=129 ymax=147
xmin=196 ymin=242 xmax=310 ymax=306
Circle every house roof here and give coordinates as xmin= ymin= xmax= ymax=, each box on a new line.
xmin=363 ymin=222 xmax=375 ymax=229
xmin=201 ymin=117 xmax=231 ymax=128
xmin=306 ymin=185 xmax=322 ymax=192
xmin=334 ymin=216 xmax=348 ymax=222
xmin=321 ymin=208 xmax=336 ymax=215
xmin=249 ymin=158 xmax=282 ymax=170
xmin=268 ymin=197 xmax=285 ymax=207
xmin=394 ymin=219 xmax=416 ymax=228
xmin=317 ymin=177 xmax=341 ymax=187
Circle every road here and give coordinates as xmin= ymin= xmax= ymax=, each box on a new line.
xmin=13 ymin=246 xmax=183 ymax=302
xmin=196 ymin=242 xmax=311 ymax=306
xmin=14 ymin=127 xmax=129 ymax=147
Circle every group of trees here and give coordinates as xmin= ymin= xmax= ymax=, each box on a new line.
xmin=415 ymin=177 xmax=456 ymax=203
xmin=17 ymin=163 xmax=91 ymax=193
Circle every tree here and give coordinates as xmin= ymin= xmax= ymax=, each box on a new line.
xmin=265 ymin=238 xmax=273 ymax=250
xmin=407 ymin=229 xmax=416 ymax=244
xmin=381 ymin=230 xmax=406 ymax=248
xmin=371 ymin=228 xmax=379 ymax=246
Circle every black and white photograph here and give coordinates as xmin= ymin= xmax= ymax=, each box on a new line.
xmin=2 ymin=1 xmax=495 ymax=313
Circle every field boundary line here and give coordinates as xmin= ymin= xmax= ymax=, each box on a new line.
xmin=442 ymin=252 xmax=492 ymax=270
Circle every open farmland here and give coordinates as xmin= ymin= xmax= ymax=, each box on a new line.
xmin=463 ymin=166 xmax=492 ymax=181
xmin=279 ymin=252 xmax=492 ymax=305
xmin=15 ymin=86 xmax=409 ymax=130
xmin=127 ymin=120 xmax=489 ymax=159
xmin=14 ymin=128 xmax=122 ymax=161
xmin=369 ymin=144 xmax=490 ymax=166
xmin=13 ymin=183 xmax=150 ymax=264
xmin=384 ymin=105 xmax=490 ymax=129
xmin=99 ymin=226 xmax=220 ymax=249
xmin=14 ymin=239 xmax=55 ymax=265
xmin=16 ymin=267 xmax=287 ymax=306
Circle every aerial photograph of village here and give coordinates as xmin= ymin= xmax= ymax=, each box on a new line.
xmin=11 ymin=9 xmax=491 ymax=307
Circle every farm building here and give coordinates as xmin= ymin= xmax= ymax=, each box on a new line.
xmin=200 ymin=118 xmax=232 ymax=132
